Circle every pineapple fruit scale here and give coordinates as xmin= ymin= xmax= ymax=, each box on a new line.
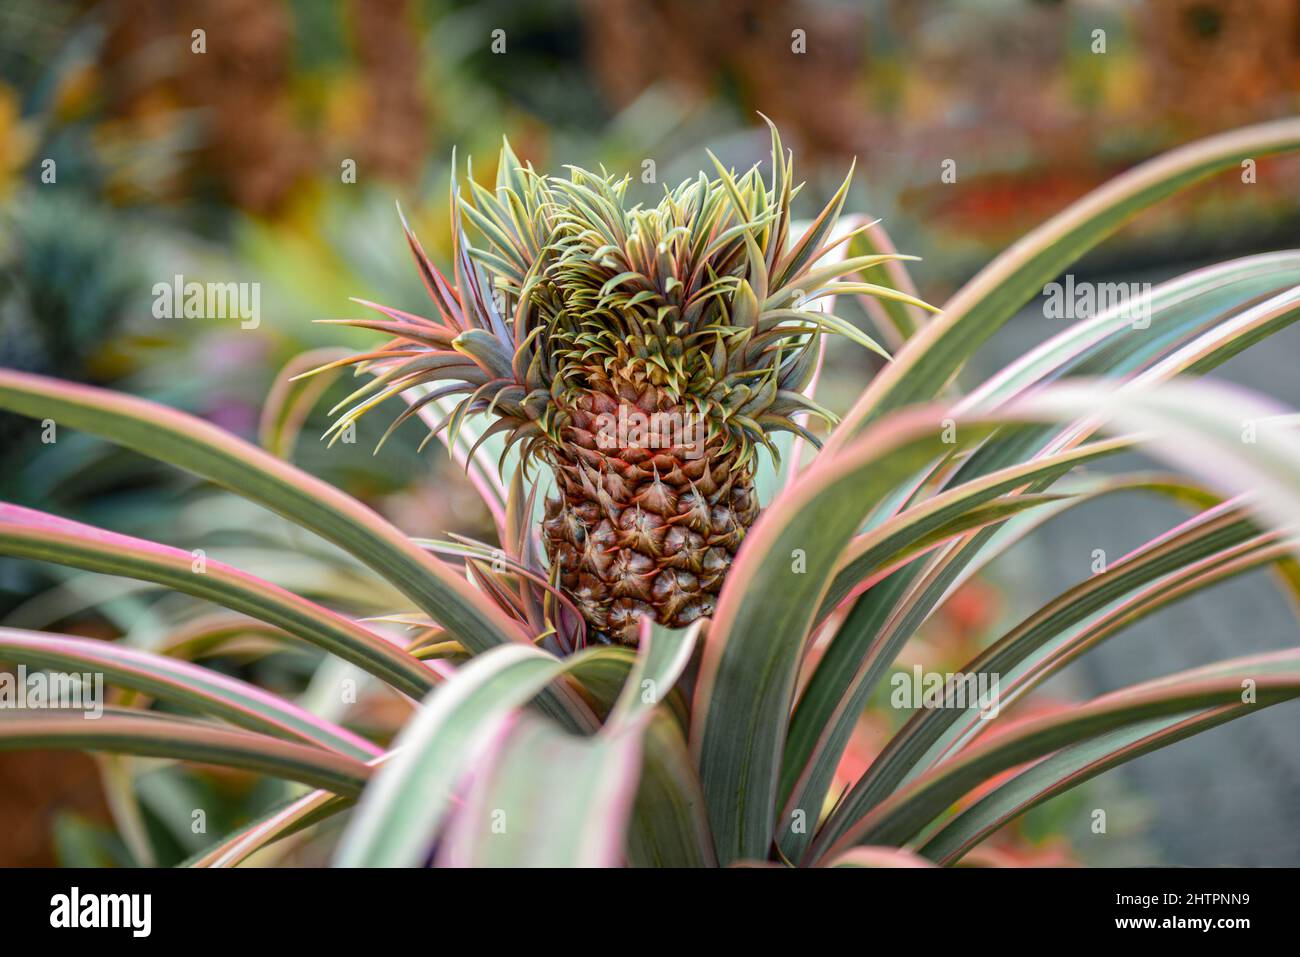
xmin=541 ymin=378 xmax=759 ymax=642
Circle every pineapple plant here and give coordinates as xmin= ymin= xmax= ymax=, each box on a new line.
xmin=313 ymin=126 xmax=930 ymax=643
xmin=0 ymin=118 xmax=1299 ymax=868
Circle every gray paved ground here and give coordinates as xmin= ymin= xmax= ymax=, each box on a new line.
xmin=969 ymin=263 xmax=1300 ymax=865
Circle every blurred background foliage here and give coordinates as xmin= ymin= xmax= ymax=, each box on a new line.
xmin=0 ymin=0 xmax=1297 ymax=865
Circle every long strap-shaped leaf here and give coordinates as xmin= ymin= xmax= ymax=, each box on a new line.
xmin=939 ymin=259 xmax=1300 ymax=519
xmin=699 ymin=378 xmax=1300 ymax=864
xmin=0 ymin=708 xmax=370 ymax=797
xmin=815 ymin=436 xmax=1135 ymax=621
xmin=812 ymin=650 xmax=1300 ymax=861
xmin=699 ymin=429 xmax=1133 ymax=861
xmin=823 ymin=284 xmax=1300 ymax=740
xmin=434 ymin=713 xmax=645 ymax=867
xmin=804 ymin=381 xmax=1300 ymax=859
xmin=961 ymin=251 xmax=1300 ymax=411
xmin=694 ymin=408 xmax=1002 ymax=863
xmin=893 ymin=267 xmax=1300 ymax=614
xmin=150 ymin=612 xmax=307 ymax=661
xmin=924 ymin=710 xmax=1237 ymax=865
xmin=787 ymin=282 xmax=1300 ymax=855
xmin=1035 ymin=283 xmax=1300 ymax=461
xmin=0 ymin=627 xmax=379 ymax=760
xmin=1015 ymin=380 xmax=1300 ymax=531
xmin=193 ymin=645 xmax=704 ymax=870
xmin=918 ymin=534 xmax=1292 ymax=773
xmin=800 ymin=506 xmax=1268 ymax=859
xmin=778 ymin=473 xmax=1223 ymax=860
xmin=917 ymin=260 xmax=1300 ymax=537
xmin=190 ymin=789 xmax=353 ymax=868
xmin=435 ymin=620 xmax=701 ymax=867
xmin=194 ymin=640 xmax=653 ymax=869
xmin=732 ymin=261 xmax=1300 ymax=857
xmin=899 ymin=259 xmax=1300 ymax=645
xmin=0 ymin=503 xmax=436 ymax=699
xmin=925 ymin=538 xmax=1289 ymax=780
xmin=917 ymin=651 xmax=1300 ymax=864
xmin=188 ymin=752 xmax=400 ymax=868
xmin=626 ymin=710 xmax=716 ymax=867
xmin=0 ymin=370 xmax=526 ymax=654
xmin=822 ymin=118 xmax=1300 ymax=453
xmin=335 ymin=620 xmax=694 ymax=867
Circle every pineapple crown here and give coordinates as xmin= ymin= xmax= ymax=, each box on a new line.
xmin=308 ymin=122 xmax=932 ymax=475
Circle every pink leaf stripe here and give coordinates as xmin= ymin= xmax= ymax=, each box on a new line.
xmin=0 ymin=502 xmax=436 ymax=699
xmin=817 ymin=657 xmax=1300 ymax=859
xmin=258 ymin=347 xmax=353 ymax=459
xmin=0 ymin=708 xmax=372 ymax=797
xmin=0 ymin=369 xmax=527 ymax=653
xmin=697 ymin=374 xmax=1300 ymax=862
xmin=0 ymin=627 xmax=380 ymax=760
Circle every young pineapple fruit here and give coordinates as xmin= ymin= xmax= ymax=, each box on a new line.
xmin=318 ymin=126 xmax=930 ymax=644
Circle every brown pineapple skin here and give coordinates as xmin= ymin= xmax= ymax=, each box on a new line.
xmin=541 ymin=389 xmax=759 ymax=645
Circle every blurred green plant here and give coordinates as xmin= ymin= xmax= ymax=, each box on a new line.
xmin=0 ymin=192 xmax=146 ymax=376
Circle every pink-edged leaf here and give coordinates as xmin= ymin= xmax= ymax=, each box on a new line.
xmin=779 ymin=471 xmax=1225 ymax=862
xmin=823 ymin=118 xmax=1300 ymax=455
xmin=0 ymin=502 xmax=437 ymax=699
xmin=190 ymin=789 xmax=353 ymax=868
xmin=0 ymin=708 xmax=371 ymax=797
xmin=0 ymin=370 xmax=529 ymax=655
xmin=435 ymin=713 xmax=645 ymax=867
xmin=335 ymin=644 xmax=601 ymax=866
xmin=929 ymin=533 xmax=1292 ymax=771
xmin=258 ymin=347 xmax=353 ymax=460
xmin=847 ymin=220 xmax=929 ymax=350
xmin=0 ymin=627 xmax=380 ymax=760
xmin=960 ymin=251 xmax=1300 ymax=411
xmin=809 ymin=502 xmax=1265 ymax=859
xmin=402 ymin=384 xmax=510 ymax=534
xmin=814 ymin=649 xmax=1300 ymax=859
xmin=700 ymin=375 xmax=1300 ymax=864
xmin=814 ymin=436 xmax=1134 ymax=623
xmin=695 ymin=406 xmax=999 ymax=863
